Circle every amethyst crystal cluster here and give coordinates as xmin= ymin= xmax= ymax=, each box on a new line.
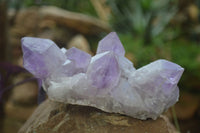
xmin=21 ymin=32 xmax=184 ymax=120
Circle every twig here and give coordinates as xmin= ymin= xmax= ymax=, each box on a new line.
xmin=172 ymin=106 xmax=180 ymax=132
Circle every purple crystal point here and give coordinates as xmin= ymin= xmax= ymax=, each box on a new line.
xmin=127 ymin=59 xmax=184 ymax=117
xmin=97 ymin=32 xmax=125 ymax=56
xmin=158 ymin=59 xmax=184 ymax=95
xmin=65 ymin=47 xmax=91 ymax=73
xmin=160 ymin=60 xmax=184 ymax=83
xmin=129 ymin=59 xmax=184 ymax=95
xmin=21 ymin=37 xmax=66 ymax=79
xmin=87 ymin=52 xmax=121 ymax=90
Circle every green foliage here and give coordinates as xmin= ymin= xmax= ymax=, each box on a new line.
xmin=119 ymin=33 xmax=156 ymax=66
xmin=120 ymin=34 xmax=200 ymax=69
xmin=170 ymin=40 xmax=200 ymax=70
xmin=119 ymin=33 xmax=200 ymax=90
xmin=107 ymin=0 xmax=178 ymax=45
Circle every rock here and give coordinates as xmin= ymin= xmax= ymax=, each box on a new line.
xmin=67 ymin=34 xmax=92 ymax=54
xmin=39 ymin=6 xmax=111 ymax=34
xmin=18 ymin=99 xmax=178 ymax=133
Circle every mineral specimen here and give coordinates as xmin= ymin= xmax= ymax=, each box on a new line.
xmin=21 ymin=32 xmax=184 ymax=120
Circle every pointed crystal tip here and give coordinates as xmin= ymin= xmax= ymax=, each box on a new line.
xmin=97 ymin=32 xmax=125 ymax=56
xmin=87 ymin=52 xmax=120 ymax=89
xmin=21 ymin=37 xmax=66 ymax=79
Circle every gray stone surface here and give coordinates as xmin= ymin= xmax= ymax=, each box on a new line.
xmin=18 ymin=99 xmax=178 ymax=133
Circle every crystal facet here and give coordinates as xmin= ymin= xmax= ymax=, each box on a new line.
xmin=21 ymin=37 xmax=66 ymax=79
xmin=66 ymin=47 xmax=91 ymax=73
xmin=97 ymin=32 xmax=125 ymax=56
xmin=87 ymin=51 xmax=120 ymax=90
xmin=21 ymin=32 xmax=184 ymax=120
